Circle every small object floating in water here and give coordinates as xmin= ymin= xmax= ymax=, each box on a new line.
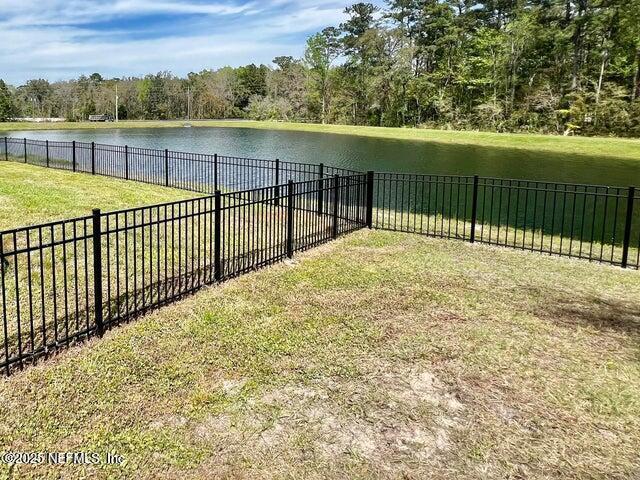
xmin=183 ymin=123 xmax=192 ymax=128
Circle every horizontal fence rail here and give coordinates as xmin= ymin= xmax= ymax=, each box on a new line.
xmin=0 ymin=174 xmax=368 ymax=374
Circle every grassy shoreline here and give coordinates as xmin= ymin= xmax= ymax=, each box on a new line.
xmin=2 ymin=120 xmax=640 ymax=161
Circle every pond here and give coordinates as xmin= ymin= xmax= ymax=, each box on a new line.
xmin=2 ymin=126 xmax=639 ymax=260
xmin=5 ymin=126 xmax=640 ymax=187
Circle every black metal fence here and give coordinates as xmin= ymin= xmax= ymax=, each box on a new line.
xmin=0 ymin=173 xmax=368 ymax=374
xmin=2 ymin=136 xmax=638 ymax=271
xmin=1 ymin=135 xmax=639 ymax=374
xmin=2 ymin=137 xmax=357 ymax=193
xmin=373 ymin=173 xmax=639 ymax=269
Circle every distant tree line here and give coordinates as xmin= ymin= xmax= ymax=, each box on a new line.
xmin=1 ymin=1 xmax=639 ymax=137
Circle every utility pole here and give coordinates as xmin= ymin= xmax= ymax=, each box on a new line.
xmin=115 ymin=82 xmax=119 ymax=123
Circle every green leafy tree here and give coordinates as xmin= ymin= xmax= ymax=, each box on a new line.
xmin=234 ymin=64 xmax=268 ymax=109
xmin=267 ymin=57 xmax=308 ymax=120
xmin=0 ymin=80 xmax=16 ymax=121
xmin=20 ymin=79 xmax=53 ymax=117
xmin=340 ymin=3 xmax=380 ymax=124
xmin=304 ymin=28 xmax=340 ymax=123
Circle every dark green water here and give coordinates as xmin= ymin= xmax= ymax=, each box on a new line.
xmin=5 ymin=127 xmax=640 ymax=187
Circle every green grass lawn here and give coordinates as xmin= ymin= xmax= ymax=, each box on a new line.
xmin=2 ymin=119 xmax=640 ymax=161
xmin=0 ymin=162 xmax=639 ymax=479
xmin=0 ymin=162 xmax=197 ymax=230
xmin=1 ymin=230 xmax=639 ymax=479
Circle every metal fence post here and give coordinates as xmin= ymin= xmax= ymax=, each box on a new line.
xmin=45 ymin=140 xmax=49 ymax=167
xmin=72 ymin=141 xmax=76 ymax=172
xmin=332 ymin=174 xmax=340 ymax=239
xmin=23 ymin=138 xmax=27 ymax=162
xmin=621 ymin=186 xmax=635 ymax=268
xmin=92 ymin=209 xmax=105 ymax=337
xmin=214 ymin=190 xmax=222 ymax=281
xmin=3 ymin=137 xmax=7 ymax=161
xmin=214 ymin=153 xmax=218 ymax=191
xmin=125 ymin=145 xmax=129 ymax=180
xmin=164 ymin=149 xmax=169 ymax=186
xmin=366 ymin=171 xmax=374 ymax=229
xmin=317 ymin=163 xmax=324 ymax=216
xmin=344 ymin=176 xmax=351 ymax=227
xmin=470 ymin=175 xmax=479 ymax=243
xmin=274 ymin=158 xmax=280 ymax=207
xmin=286 ymin=180 xmax=295 ymax=258
xmin=91 ymin=142 xmax=96 ymax=175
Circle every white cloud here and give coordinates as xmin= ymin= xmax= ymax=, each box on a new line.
xmin=0 ymin=0 xmax=257 ymax=26
xmin=0 ymin=0 xmax=383 ymax=84
xmin=111 ymin=0 xmax=256 ymax=16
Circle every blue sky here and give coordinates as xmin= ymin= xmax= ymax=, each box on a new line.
xmin=0 ymin=0 xmax=385 ymax=85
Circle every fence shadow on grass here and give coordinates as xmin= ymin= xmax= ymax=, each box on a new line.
xmin=549 ymin=295 xmax=640 ymax=337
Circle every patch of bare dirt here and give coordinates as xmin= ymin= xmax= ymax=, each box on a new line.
xmin=149 ymin=414 xmax=188 ymax=430
xmin=190 ymin=365 xmax=465 ymax=475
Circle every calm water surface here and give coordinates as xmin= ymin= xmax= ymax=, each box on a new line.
xmin=5 ymin=127 xmax=640 ymax=187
